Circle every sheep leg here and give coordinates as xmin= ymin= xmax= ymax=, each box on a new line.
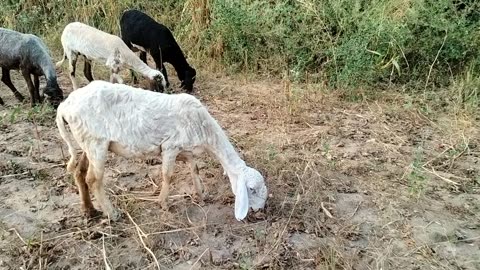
xmin=139 ymin=51 xmax=147 ymax=64
xmin=68 ymin=52 xmax=79 ymax=90
xmin=151 ymin=49 xmax=170 ymax=89
xmin=85 ymin=142 xmax=120 ymax=221
xmin=157 ymin=150 xmax=179 ymax=210
xmin=21 ymin=70 xmax=37 ymax=107
xmin=128 ymin=52 xmax=148 ymax=85
xmin=83 ymin=58 xmax=94 ymax=82
xmin=130 ymin=69 xmax=140 ymax=85
xmin=33 ymin=75 xmax=42 ymax=102
xmin=110 ymin=71 xmax=123 ymax=84
xmin=74 ymin=152 xmax=101 ymax=218
xmin=161 ymin=64 xmax=170 ymax=89
xmin=179 ymin=153 xmax=204 ymax=202
xmin=1 ymin=68 xmax=24 ymax=102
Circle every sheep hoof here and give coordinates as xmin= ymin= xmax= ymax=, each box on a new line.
xmin=14 ymin=93 xmax=24 ymax=102
xmin=85 ymin=208 xmax=102 ymax=220
xmin=109 ymin=209 xmax=122 ymax=222
xmin=160 ymin=200 xmax=168 ymax=210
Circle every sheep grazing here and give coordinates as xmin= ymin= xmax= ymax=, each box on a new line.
xmin=56 ymin=80 xmax=267 ymax=221
xmin=120 ymin=9 xmax=197 ymax=93
xmin=0 ymin=28 xmax=63 ymax=107
xmin=56 ymin=22 xmax=166 ymax=92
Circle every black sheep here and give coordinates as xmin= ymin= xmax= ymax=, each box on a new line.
xmin=120 ymin=9 xmax=197 ymax=93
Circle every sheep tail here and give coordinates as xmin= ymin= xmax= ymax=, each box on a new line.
xmin=55 ymin=50 xmax=67 ymax=68
xmin=55 ymin=109 xmax=77 ymax=172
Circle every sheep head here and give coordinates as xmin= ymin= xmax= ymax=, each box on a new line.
xmin=234 ymin=166 xmax=268 ymax=221
xmin=43 ymin=82 xmax=64 ymax=109
xmin=180 ymin=68 xmax=196 ymax=93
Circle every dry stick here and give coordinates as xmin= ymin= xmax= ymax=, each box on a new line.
xmin=424 ymin=31 xmax=448 ymax=94
xmin=0 ymin=171 xmax=30 ymax=179
xmin=423 ymin=167 xmax=460 ymax=186
xmin=31 ymin=114 xmax=42 ymax=156
xmin=349 ymin=201 xmax=362 ymax=219
xmin=1 ymin=164 xmax=64 ymax=179
xmin=59 ymin=143 xmax=66 ymax=164
xmin=189 ymin=248 xmax=209 ymax=270
xmin=126 ymin=211 xmax=161 ymax=270
xmin=148 ymin=225 xmax=207 ymax=236
xmin=9 ymin=228 xmax=28 ymax=245
xmin=321 ymin=202 xmax=334 ymax=219
xmin=449 ymin=135 xmax=469 ymax=170
xmin=102 ymin=235 xmax=112 ymax=270
xmin=38 ymin=232 xmax=43 ymax=270
xmin=421 ymin=147 xmax=451 ymax=168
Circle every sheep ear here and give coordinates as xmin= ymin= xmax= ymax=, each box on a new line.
xmin=234 ymin=180 xmax=249 ymax=221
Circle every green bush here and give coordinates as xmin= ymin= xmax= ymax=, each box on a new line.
xmin=0 ymin=0 xmax=479 ymax=92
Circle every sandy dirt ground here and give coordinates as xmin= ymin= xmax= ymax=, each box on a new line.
xmin=0 ymin=64 xmax=479 ymax=269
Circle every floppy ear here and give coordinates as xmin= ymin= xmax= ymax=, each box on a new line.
xmin=234 ymin=179 xmax=249 ymax=221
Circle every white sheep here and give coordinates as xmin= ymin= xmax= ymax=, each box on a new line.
xmin=56 ymin=22 xmax=166 ymax=92
xmin=56 ymin=80 xmax=268 ymax=221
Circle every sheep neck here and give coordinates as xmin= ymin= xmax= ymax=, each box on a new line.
xmin=123 ymin=51 xmax=157 ymax=80
xmin=207 ymin=129 xmax=246 ymax=187
xmin=171 ymin=57 xmax=189 ymax=77
xmin=40 ymin=63 xmax=57 ymax=84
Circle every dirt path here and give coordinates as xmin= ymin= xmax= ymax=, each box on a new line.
xmin=0 ymin=70 xmax=479 ymax=269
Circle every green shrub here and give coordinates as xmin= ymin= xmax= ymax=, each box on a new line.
xmin=0 ymin=0 xmax=479 ymax=95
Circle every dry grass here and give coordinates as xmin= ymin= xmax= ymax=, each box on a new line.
xmin=0 ymin=69 xmax=479 ymax=269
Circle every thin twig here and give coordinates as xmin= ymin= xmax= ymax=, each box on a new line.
xmin=423 ymin=167 xmax=460 ymax=186
xmin=421 ymin=147 xmax=451 ymax=168
xmin=449 ymin=135 xmax=469 ymax=170
xmin=321 ymin=202 xmax=334 ymax=219
xmin=189 ymin=248 xmax=209 ymax=270
xmin=38 ymin=232 xmax=43 ymax=270
xmin=31 ymin=114 xmax=42 ymax=155
xmin=1 ymin=163 xmax=66 ymax=179
xmin=102 ymin=235 xmax=112 ymax=270
xmin=424 ymin=31 xmax=447 ymax=93
xmin=59 ymin=143 xmax=66 ymax=164
xmin=147 ymin=225 xmax=207 ymax=236
xmin=0 ymin=171 xmax=30 ymax=179
xmin=349 ymin=201 xmax=362 ymax=219
xmin=9 ymin=228 xmax=28 ymax=245
xmin=126 ymin=211 xmax=161 ymax=270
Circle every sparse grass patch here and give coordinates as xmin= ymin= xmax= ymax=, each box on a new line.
xmin=0 ymin=160 xmax=29 ymax=176
xmin=408 ymin=147 xmax=427 ymax=198
xmin=1 ymin=102 xmax=56 ymax=127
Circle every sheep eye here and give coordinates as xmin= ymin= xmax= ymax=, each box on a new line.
xmin=249 ymin=187 xmax=256 ymax=195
